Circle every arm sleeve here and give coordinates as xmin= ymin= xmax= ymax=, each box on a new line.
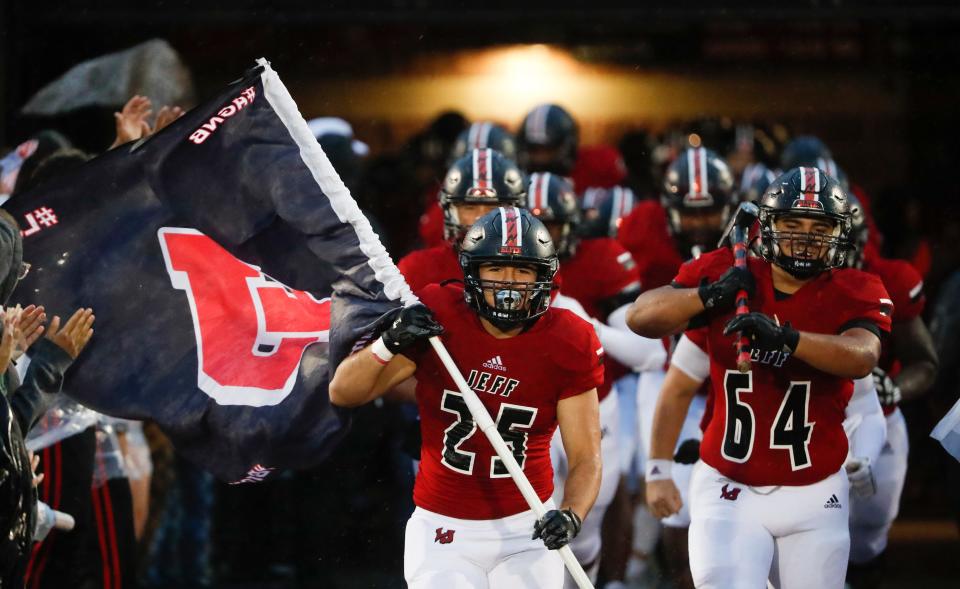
xmin=671 ymin=247 xmax=732 ymax=289
xmin=670 ymin=334 xmax=710 ymax=383
xmin=602 ymin=304 xmax=667 ymax=372
xmin=9 ymin=338 xmax=74 ymax=434
xmin=559 ymin=320 xmax=605 ymax=400
xmin=843 ymin=273 xmax=894 ymax=336
xmin=845 ymin=375 xmax=887 ymax=465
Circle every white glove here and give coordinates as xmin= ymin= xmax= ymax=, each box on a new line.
xmin=34 ymin=501 xmax=75 ymax=542
xmin=844 ymin=456 xmax=877 ymax=499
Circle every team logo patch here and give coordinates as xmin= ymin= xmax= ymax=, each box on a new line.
xmin=824 ymin=494 xmax=842 ymax=509
xmin=720 ymin=484 xmax=741 ymax=501
xmin=435 ymin=527 xmax=455 ymax=544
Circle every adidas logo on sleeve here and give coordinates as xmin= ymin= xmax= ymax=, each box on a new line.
xmin=824 ymin=494 xmax=842 ymax=509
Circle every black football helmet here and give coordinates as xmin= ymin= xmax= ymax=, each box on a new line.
xmin=517 ymin=104 xmax=578 ymax=176
xmin=527 ymin=172 xmax=581 ymax=259
xmin=844 ymin=192 xmax=869 ymax=269
xmin=739 ymin=163 xmax=779 ymax=203
xmin=449 ymin=122 xmax=517 ymax=165
xmin=780 ymin=135 xmax=848 ymax=189
xmin=781 ymin=135 xmax=832 ymax=169
xmin=661 ymin=147 xmax=736 ymax=253
xmin=459 ymin=207 xmax=558 ymax=330
xmin=439 ymin=148 xmax=527 ymax=243
xmin=758 ymin=166 xmax=854 ymax=278
xmin=580 ymin=185 xmax=637 ymax=239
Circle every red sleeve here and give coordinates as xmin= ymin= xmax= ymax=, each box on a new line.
xmin=557 ymin=314 xmax=606 ymax=400
xmin=840 ymin=271 xmax=894 ymax=335
xmin=885 ymin=260 xmax=926 ymax=322
xmin=671 ymin=247 xmax=733 ymax=288
xmin=398 ymin=250 xmax=430 ymax=293
xmin=588 ymin=238 xmax=642 ymax=299
xmin=417 ymin=203 xmax=445 ymax=249
xmin=685 ymin=327 xmax=709 ymax=351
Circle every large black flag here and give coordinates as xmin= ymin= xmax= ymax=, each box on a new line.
xmin=3 ymin=60 xmax=411 ymax=482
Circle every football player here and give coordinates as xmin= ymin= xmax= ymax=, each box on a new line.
xmin=330 ymin=208 xmax=604 ymax=588
xmin=527 ymin=172 xmax=659 ymax=587
xmin=844 ymin=194 xmax=938 ymax=587
xmin=400 ymin=148 xmax=526 ymax=291
xmin=418 ymin=123 xmax=519 ymax=248
xmin=579 ymin=185 xmax=638 ymax=240
xmin=628 ymin=167 xmax=892 ymax=588
xmin=620 ymin=148 xmax=737 ymax=589
xmin=517 ymin=104 xmax=579 ymax=177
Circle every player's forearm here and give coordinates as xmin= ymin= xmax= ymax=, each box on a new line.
xmin=626 ymin=286 xmax=703 ymax=338
xmin=561 ymin=454 xmax=602 ymax=522
xmin=329 ymin=344 xmax=388 ymax=407
xmin=649 ymin=380 xmax=697 ymax=460
xmin=892 ymin=317 xmax=939 ymax=401
xmin=595 ymin=320 xmax=667 ymax=371
xmin=792 ymin=330 xmax=880 ymax=379
xmin=896 ymin=360 xmax=938 ymax=401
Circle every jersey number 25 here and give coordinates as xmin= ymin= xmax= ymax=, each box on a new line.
xmin=440 ymin=390 xmax=537 ymax=477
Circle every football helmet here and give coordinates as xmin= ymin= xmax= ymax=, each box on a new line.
xmin=459 ymin=207 xmax=558 ymax=330
xmin=739 ymin=162 xmax=779 ymax=203
xmin=580 ymin=185 xmax=637 ymax=239
xmin=758 ymin=166 xmax=854 ymax=278
xmin=527 ymin=172 xmax=581 ymax=258
xmin=780 ymin=135 xmax=847 ymax=188
xmin=661 ymin=147 xmax=736 ymax=253
xmin=449 ymin=122 xmax=517 ymax=165
xmin=845 ymin=192 xmax=868 ymax=269
xmin=517 ymin=104 xmax=579 ymax=176
xmin=439 ymin=148 xmax=527 ymax=243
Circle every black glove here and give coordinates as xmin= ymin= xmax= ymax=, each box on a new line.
xmin=723 ymin=312 xmax=800 ymax=354
xmin=379 ymin=304 xmax=444 ymax=354
xmin=674 ymin=438 xmax=701 ymax=465
xmin=697 ymin=267 xmax=755 ymax=313
xmin=532 ymin=508 xmax=582 ymax=550
xmin=872 ymin=366 xmax=902 ymax=406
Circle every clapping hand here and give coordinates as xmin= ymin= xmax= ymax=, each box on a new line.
xmin=45 ymin=308 xmax=95 ymax=359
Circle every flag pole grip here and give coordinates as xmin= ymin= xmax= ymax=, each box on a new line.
xmin=428 ymin=336 xmax=595 ymax=589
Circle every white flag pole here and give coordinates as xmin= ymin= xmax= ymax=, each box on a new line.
xmin=259 ymin=58 xmax=593 ymax=589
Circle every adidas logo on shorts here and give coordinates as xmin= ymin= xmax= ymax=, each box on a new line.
xmin=482 ymin=356 xmax=507 ymax=372
xmin=824 ymin=494 xmax=842 ymax=509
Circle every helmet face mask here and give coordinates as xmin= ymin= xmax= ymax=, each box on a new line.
xmin=440 ymin=149 xmax=527 ymax=244
xmin=758 ymin=167 xmax=854 ymax=279
xmin=460 ymin=207 xmax=558 ymax=331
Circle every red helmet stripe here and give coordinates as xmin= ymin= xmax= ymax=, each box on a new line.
xmin=800 ymin=166 xmax=820 ymax=201
xmin=500 ymin=206 xmax=522 ymax=251
xmin=473 ymin=148 xmax=491 ymax=190
xmin=687 ymin=148 xmax=698 ymax=195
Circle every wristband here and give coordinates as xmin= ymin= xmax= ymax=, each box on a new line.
xmin=645 ymin=459 xmax=673 ymax=482
xmin=370 ymin=337 xmax=395 ymax=365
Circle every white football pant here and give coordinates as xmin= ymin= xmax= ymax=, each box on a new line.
xmin=688 ymin=461 xmax=850 ymax=589
xmin=404 ymin=503 xmax=562 ymax=588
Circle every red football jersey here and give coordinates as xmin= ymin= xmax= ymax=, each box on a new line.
xmin=408 ymin=284 xmax=605 ymax=519
xmin=673 ymin=248 xmax=893 ymax=486
xmin=556 ymin=237 xmax=641 ymax=320
xmin=616 ymin=200 xmax=685 ymax=291
xmin=556 ymin=237 xmax=639 ymax=401
xmin=863 ymin=254 xmax=926 ymax=414
xmin=417 ymin=201 xmax=446 ymax=249
xmin=397 ymin=244 xmax=462 ymax=293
